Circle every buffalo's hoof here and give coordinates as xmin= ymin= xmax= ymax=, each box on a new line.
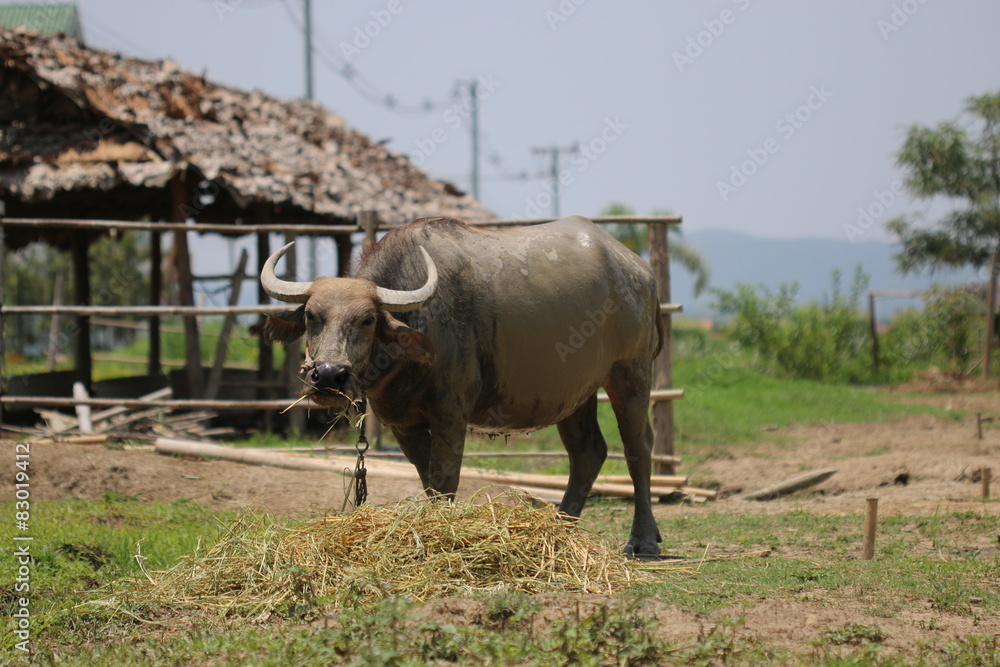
xmin=623 ymin=540 xmax=661 ymax=560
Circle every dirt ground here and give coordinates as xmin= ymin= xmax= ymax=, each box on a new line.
xmin=3 ymin=390 xmax=999 ymax=658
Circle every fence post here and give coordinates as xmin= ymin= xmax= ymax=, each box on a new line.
xmin=206 ymin=250 xmax=249 ymax=400
xmin=45 ymin=274 xmax=65 ymax=371
xmin=148 ymin=230 xmax=162 ymax=377
xmin=71 ymin=229 xmax=92 ymax=390
xmin=647 ymin=220 xmax=675 ymax=474
xmin=171 ymin=175 xmax=202 ymax=398
xmin=359 ymin=210 xmax=383 ymax=449
xmin=869 ymin=292 xmax=880 ymax=378
xmin=256 ymin=230 xmax=275 ymax=431
xmin=0 ymin=201 xmax=5 ymax=426
xmin=280 ymin=235 xmax=306 ymax=432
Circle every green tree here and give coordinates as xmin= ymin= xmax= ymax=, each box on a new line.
xmin=600 ymin=202 xmax=710 ymax=296
xmin=887 ymin=93 xmax=1000 ymax=378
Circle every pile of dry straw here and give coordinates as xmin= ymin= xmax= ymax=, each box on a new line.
xmin=130 ymin=493 xmax=654 ymax=616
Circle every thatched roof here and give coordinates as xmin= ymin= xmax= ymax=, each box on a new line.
xmin=0 ymin=29 xmax=491 ymax=240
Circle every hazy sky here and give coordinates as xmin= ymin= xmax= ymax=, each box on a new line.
xmin=72 ymin=0 xmax=1000 ymax=243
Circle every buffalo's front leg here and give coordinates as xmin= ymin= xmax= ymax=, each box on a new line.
xmin=392 ymin=418 xmax=467 ymax=498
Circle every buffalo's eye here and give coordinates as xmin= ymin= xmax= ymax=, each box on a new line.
xmin=358 ymin=315 xmax=376 ymax=327
xmin=304 ymin=310 xmax=317 ymax=324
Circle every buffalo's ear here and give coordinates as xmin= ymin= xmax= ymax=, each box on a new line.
xmin=256 ymin=306 xmax=306 ymax=344
xmin=379 ymin=314 xmax=434 ymax=364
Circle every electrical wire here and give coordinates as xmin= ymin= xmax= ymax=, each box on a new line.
xmin=280 ymin=0 xmax=454 ymax=114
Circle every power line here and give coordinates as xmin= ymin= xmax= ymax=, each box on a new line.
xmin=531 ymin=143 xmax=580 ymax=217
xmin=280 ymin=1 xmax=453 ymax=114
xmin=481 ymin=135 xmax=540 ymax=183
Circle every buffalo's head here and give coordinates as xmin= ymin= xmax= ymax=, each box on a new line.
xmin=259 ymin=242 xmax=436 ymax=409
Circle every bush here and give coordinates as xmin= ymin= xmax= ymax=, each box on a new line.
xmin=712 ymin=266 xmax=872 ymax=383
xmin=879 ymin=286 xmax=982 ymax=377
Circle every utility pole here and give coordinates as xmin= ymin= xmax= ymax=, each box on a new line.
xmin=304 ymin=0 xmax=314 ymax=101
xmin=469 ymin=79 xmax=480 ymax=201
xmin=303 ymin=0 xmax=317 ymax=279
xmin=531 ymin=143 xmax=579 ymax=217
xmin=454 ymin=79 xmax=481 ymax=201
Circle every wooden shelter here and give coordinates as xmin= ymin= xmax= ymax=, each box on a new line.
xmin=0 ymin=28 xmax=491 ymax=406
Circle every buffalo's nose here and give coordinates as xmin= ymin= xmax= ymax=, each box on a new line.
xmin=310 ymin=363 xmax=353 ymax=391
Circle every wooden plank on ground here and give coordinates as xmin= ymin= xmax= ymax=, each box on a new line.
xmin=734 ymin=469 xmax=837 ymax=501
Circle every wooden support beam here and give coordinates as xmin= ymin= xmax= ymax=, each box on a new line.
xmin=359 ymin=211 xmax=383 ymax=448
xmin=256 ymin=230 xmax=275 ymax=430
xmin=336 ymin=232 xmax=353 ymax=277
xmin=0 ymin=206 xmax=5 ymax=425
xmin=2 ymin=304 xmax=308 ymax=316
xmin=1 ymin=396 xmax=311 ymax=410
xmin=206 ymin=249 xmax=248 ymax=399
xmin=71 ymin=229 xmax=92 ymax=390
xmin=0 ymin=217 xmax=359 ymax=235
xmin=46 ymin=273 xmax=64 ymax=371
xmin=279 ymin=235 xmax=306 ymax=432
xmin=149 ymin=230 xmax=162 ymax=376
xmin=171 ymin=175 xmax=202 ymax=398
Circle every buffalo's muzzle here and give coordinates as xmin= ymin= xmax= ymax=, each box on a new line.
xmin=310 ymin=362 xmax=354 ymax=393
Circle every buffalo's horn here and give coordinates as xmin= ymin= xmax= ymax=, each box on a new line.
xmin=260 ymin=242 xmax=312 ymax=303
xmin=376 ymin=246 xmax=438 ymax=312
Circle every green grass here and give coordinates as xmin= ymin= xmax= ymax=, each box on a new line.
xmin=0 ymin=496 xmax=235 ymax=653
xmin=578 ymin=503 xmax=1000 ymax=616
xmin=6 ymin=496 xmax=999 ymax=665
xmin=673 ymin=355 xmax=960 ymax=449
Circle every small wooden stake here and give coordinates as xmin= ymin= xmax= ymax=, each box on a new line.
xmin=983 ymin=467 xmax=992 ymax=500
xmin=862 ymin=497 xmax=878 ymax=560
xmin=977 ymin=413 xmax=994 ymax=440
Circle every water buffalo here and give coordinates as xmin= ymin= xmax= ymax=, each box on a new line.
xmin=260 ymin=215 xmax=664 ymax=556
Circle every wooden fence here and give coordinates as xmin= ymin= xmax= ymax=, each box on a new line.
xmin=0 ymin=213 xmax=683 ymax=470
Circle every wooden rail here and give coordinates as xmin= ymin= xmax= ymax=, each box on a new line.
xmin=3 ymin=303 xmax=682 ymax=317
xmin=0 ymin=389 xmax=683 ymax=411
xmin=0 ymin=214 xmax=682 ymax=235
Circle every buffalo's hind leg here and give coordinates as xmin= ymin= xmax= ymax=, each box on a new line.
xmin=605 ymin=363 xmax=661 ymax=558
xmin=556 ymin=393 xmax=607 ymax=518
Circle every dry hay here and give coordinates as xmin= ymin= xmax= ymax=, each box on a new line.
xmin=122 ymin=493 xmax=655 ymax=617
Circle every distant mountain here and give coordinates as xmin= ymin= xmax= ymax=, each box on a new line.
xmin=670 ymin=230 xmax=980 ymax=319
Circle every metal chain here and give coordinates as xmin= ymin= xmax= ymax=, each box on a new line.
xmin=353 ymin=398 xmax=370 ymax=507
